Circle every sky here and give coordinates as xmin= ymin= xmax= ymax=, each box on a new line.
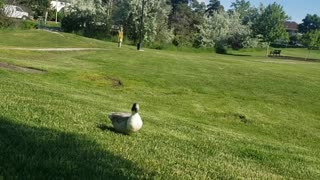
xmin=198 ymin=0 xmax=320 ymax=23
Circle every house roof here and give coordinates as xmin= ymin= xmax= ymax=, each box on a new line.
xmin=284 ymin=21 xmax=299 ymax=31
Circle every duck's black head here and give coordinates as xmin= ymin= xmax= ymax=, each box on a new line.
xmin=131 ymin=103 xmax=139 ymax=113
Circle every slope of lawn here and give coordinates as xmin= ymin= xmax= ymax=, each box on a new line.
xmin=0 ymin=30 xmax=320 ymax=179
xmin=0 ymin=29 xmax=110 ymax=48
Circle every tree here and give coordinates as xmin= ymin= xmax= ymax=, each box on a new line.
xmin=170 ymin=3 xmax=195 ymax=46
xmin=168 ymin=0 xmax=189 ymax=28
xmin=61 ymin=0 xmax=115 ymax=39
xmin=0 ymin=0 xmax=4 ymax=8
xmin=197 ymin=11 xmax=251 ymax=52
xmin=301 ymin=30 xmax=320 ymax=60
xmin=230 ymin=0 xmax=258 ymax=25
xmin=302 ymin=30 xmax=320 ymax=49
xmin=127 ymin=0 xmax=173 ymax=44
xmin=167 ymin=0 xmax=206 ymax=47
xmin=299 ymin=14 xmax=320 ymax=33
xmin=231 ymin=0 xmax=250 ymax=18
xmin=205 ymin=0 xmax=224 ymax=16
xmin=191 ymin=0 xmax=206 ymax=16
xmin=112 ymin=0 xmax=129 ymax=25
xmin=252 ymin=3 xmax=289 ymax=56
xmin=253 ymin=2 xmax=289 ymax=43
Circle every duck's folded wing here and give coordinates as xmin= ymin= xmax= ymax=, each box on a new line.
xmin=108 ymin=112 xmax=131 ymax=123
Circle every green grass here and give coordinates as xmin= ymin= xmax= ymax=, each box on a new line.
xmin=0 ymin=29 xmax=108 ymax=48
xmin=1 ymin=30 xmax=320 ymax=179
xmin=45 ymin=21 xmax=61 ymax=28
xmin=232 ymin=47 xmax=320 ymax=60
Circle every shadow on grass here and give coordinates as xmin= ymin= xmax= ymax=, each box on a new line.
xmin=97 ymin=123 xmax=131 ymax=136
xmin=268 ymin=55 xmax=320 ymax=62
xmin=225 ymin=53 xmax=251 ymax=57
xmin=97 ymin=123 xmax=119 ymax=134
xmin=0 ymin=116 xmax=153 ymax=179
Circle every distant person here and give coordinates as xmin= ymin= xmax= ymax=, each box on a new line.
xmin=118 ymin=26 xmax=124 ymax=48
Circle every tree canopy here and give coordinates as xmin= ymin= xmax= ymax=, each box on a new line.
xmin=205 ymin=0 xmax=224 ymax=16
xmin=230 ymin=0 xmax=257 ymax=25
xmin=0 ymin=0 xmax=4 ymax=8
xmin=1 ymin=0 xmax=312 ymax=51
xmin=299 ymin=14 xmax=320 ymax=33
xmin=253 ymin=2 xmax=289 ymax=43
xmin=302 ymin=30 xmax=320 ymax=49
xmin=197 ymin=11 xmax=251 ymax=50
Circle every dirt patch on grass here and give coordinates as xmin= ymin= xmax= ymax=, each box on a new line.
xmin=0 ymin=62 xmax=47 ymax=74
xmin=232 ymin=113 xmax=251 ymax=124
xmin=84 ymin=74 xmax=124 ymax=88
xmin=214 ymin=112 xmax=252 ymax=124
xmin=106 ymin=76 xmax=124 ymax=88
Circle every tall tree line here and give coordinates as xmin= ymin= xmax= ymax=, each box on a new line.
xmin=78 ymin=0 xmax=290 ymax=49
xmin=3 ymin=0 xmax=318 ymax=51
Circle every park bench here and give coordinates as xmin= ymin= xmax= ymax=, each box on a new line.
xmin=270 ymin=49 xmax=281 ymax=56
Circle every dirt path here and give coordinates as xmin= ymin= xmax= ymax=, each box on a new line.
xmin=0 ymin=47 xmax=110 ymax=51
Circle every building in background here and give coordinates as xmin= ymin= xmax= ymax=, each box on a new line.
xmin=284 ymin=21 xmax=299 ymax=36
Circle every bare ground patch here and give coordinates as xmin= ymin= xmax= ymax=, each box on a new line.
xmin=0 ymin=62 xmax=47 ymax=74
xmin=106 ymin=76 xmax=124 ymax=88
xmin=84 ymin=74 xmax=124 ymax=88
xmin=213 ymin=112 xmax=252 ymax=124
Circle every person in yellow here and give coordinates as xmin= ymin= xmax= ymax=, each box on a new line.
xmin=118 ymin=26 xmax=124 ymax=48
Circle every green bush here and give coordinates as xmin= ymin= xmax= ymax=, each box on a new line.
xmin=215 ymin=43 xmax=228 ymax=54
xmin=21 ymin=20 xmax=37 ymax=29
xmin=146 ymin=42 xmax=170 ymax=50
xmin=0 ymin=16 xmax=37 ymax=30
xmin=61 ymin=8 xmax=111 ymax=40
xmin=0 ymin=16 xmax=14 ymax=29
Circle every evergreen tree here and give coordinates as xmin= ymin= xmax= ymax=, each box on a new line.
xmin=168 ymin=0 xmax=206 ymax=46
xmin=299 ymin=14 xmax=320 ymax=33
xmin=205 ymin=0 xmax=224 ymax=16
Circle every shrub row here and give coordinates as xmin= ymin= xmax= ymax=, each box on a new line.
xmin=0 ymin=16 xmax=37 ymax=29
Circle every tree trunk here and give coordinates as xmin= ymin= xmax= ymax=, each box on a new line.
xmin=305 ymin=49 xmax=311 ymax=60
xmin=266 ymin=42 xmax=270 ymax=57
xmin=45 ymin=11 xmax=48 ymax=25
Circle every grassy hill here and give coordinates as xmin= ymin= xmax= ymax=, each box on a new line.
xmin=0 ymin=29 xmax=108 ymax=48
xmin=0 ymin=30 xmax=320 ymax=179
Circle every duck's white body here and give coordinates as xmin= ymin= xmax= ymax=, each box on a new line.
xmin=108 ymin=103 xmax=143 ymax=134
xmin=127 ymin=113 xmax=143 ymax=132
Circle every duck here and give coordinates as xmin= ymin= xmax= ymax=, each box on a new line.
xmin=108 ymin=103 xmax=143 ymax=134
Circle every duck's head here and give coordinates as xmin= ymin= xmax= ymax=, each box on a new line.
xmin=131 ymin=103 xmax=139 ymax=114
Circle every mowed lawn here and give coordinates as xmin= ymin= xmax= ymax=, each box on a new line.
xmin=0 ymin=30 xmax=320 ymax=179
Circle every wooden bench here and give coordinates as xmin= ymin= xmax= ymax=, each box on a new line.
xmin=270 ymin=50 xmax=281 ymax=56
